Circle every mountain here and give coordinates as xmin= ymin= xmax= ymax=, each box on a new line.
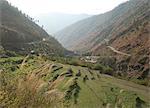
xmin=89 ymin=0 xmax=149 ymax=80
xmin=0 ymin=0 xmax=149 ymax=107
xmin=55 ymin=0 xmax=149 ymax=79
xmin=55 ymin=0 xmax=149 ymax=52
xmin=0 ymin=0 xmax=65 ymax=55
xmin=35 ymin=13 xmax=91 ymax=34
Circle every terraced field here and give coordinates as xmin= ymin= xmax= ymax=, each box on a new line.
xmin=0 ymin=55 xmax=149 ymax=108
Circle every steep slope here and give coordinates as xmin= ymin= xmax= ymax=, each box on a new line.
xmin=91 ymin=0 xmax=150 ymax=80
xmin=35 ymin=13 xmax=91 ymax=34
xmin=0 ymin=0 xmax=65 ymax=55
xmin=92 ymin=16 xmax=149 ymax=80
xmin=55 ymin=0 xmax=149 ymax=79
xmin=55 ymin=0 xmax=149 ymax=52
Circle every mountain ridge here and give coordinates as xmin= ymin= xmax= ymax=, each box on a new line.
xmin=0 ymin=0 xmax=65 ymax=55
xmin=55 ymin=0 xmax=149 ymax=52
xmin=55 ymin=0 xmax=150 ymax=79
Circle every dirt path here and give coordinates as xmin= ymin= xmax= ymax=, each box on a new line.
xmin=107 ymin=46 xmax=131 ymax=56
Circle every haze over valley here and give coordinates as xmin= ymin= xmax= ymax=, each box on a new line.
xmin=0 ymin=0 xmax=149 ymax=108
xmin=35 ymin=13 xmax=91 ymax=34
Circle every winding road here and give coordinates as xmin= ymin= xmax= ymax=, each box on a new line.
xmin=107 ymin=46 xmax=131 ymax=56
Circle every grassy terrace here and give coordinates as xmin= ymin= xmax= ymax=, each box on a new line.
xmin=0 ymin=55 xmax=149 ymax=108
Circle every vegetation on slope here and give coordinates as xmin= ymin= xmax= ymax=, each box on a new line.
xmin=55 ymin=0 xmax=150 ymax=84
xmin=0 ymin=55 xmax=149 ymax=108
xmin=0 ymin=0 xmax=65 ymax=55
xmin=55 ymin=0 xmax=149 ymax=53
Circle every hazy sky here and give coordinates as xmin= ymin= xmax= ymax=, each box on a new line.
xmin=7 ymin=0 xmax=128 ymax=17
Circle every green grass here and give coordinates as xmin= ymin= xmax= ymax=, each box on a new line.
xmin=0 ymin=56 xmax=23 ymax=63
xmin=0 ymin=55 xmax=149 ymax=108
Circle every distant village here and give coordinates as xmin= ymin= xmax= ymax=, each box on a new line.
xmin=80 ymin=56 xmax=99 ymax=63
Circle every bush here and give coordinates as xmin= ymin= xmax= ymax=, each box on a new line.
xmin=64 ymin=80 xmax=81 ymax=104
xmin=103 ymin=66 xmax=114 ymax=75
xmin=92 ymin=64 xmax=104 ymax=71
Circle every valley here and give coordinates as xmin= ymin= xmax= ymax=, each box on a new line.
xmin=0 ymin=0 xmax=149 ymax=107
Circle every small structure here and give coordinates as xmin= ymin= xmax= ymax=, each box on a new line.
xmin=42 ymin=38 xmax=46 ymax=41
xmin=30 ymin=50 xmax=35 ymax=54
xmin=80 ymin=56 xmax=98 ymax=63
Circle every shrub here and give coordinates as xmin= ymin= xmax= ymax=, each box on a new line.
xmin=64 ymin=80 xmax=81 ymax=104
xmin=92 ymin=64 xmax=104 ymax=71
xmin=103 ymin=67 xmax=114 ymax=75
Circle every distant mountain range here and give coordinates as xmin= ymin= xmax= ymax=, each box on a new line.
xmin=35 ymin=13 xmax=91 ymax=34
xmin=0 ymin=0 xmax=65 ymax=55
